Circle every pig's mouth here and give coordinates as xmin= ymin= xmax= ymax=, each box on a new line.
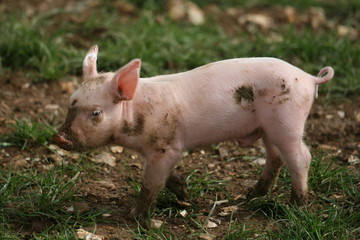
xmin=51 ymin=132 xmax=74 ymax=151
xmin=51 ymin=132 xmax=95 ymax=152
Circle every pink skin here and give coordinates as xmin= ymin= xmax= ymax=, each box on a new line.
xmin=53 ymin=45 xmax=334 ymax=218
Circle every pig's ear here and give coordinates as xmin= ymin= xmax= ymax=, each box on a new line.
xmin=82 ymin=45 xmax=98 ymax=78
xmin=113 ymin=59 xmax=141 ymax=101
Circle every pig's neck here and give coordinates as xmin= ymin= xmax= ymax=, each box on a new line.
xmin=117 ymin=78 xmax=182 ymax=152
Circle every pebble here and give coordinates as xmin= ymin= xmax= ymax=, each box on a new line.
xmin=337 ymin=110 xmax=345 ymax=118
xmin=180 ymin=209 xmax=188 ymax=217
xmin=253 ymin=158 xmax=266 ymax=166
xmin=204 ymin=220 xmax=218 ymax=228
xmin=91 ymin=152 xmax=116 ymax=167
xmin=218 ymin=147 xmax=229 ymax=159
xmin=199 ymin=234 xmax=215 ymax=240
xmin=76 ymin=229 xmax=103 ymax=240
xmin=150 ymin=219 xmax=164 ymax=229
xmin=110 ymin=146 xmax=123 ymax=153
xmin=219 ymin=205 xmax=239 ymax=216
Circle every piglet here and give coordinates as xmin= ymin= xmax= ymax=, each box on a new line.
xmin=53 ymin=45 xmax=334 ymax=218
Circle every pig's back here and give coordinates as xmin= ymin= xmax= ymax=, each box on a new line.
xmin=170 ymin=58 xmax=317 ymax=148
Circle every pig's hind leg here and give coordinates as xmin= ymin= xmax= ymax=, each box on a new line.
xmin=248 ymin=136 xmax=285 ymax=199
xmin=278 ymin=140 xmax=311 ymax=205
xmin=264 ymin=130 xmax=311 ymax=205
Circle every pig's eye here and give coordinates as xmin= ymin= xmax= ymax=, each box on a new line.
xmin=91 ymin=110 xmax=102 ymax=118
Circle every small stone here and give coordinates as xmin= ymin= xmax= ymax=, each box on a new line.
xmin=91 ymin=152 xmax=116 ymax=167
xmin=48 ymin=154 xmax=63 ymax=165
xmin=325 ymin=114 xmax=333 ymax=119
xmin=45 ymin=104 xmax=60 ymax=111
xmin=49 ymin=144 xmax=70 ymax=157
xmin=218 ymin=147 xmax=229 ymax=159
xmin=283 ymin=6 xmax=296 ymax=23
xmin=76 ymin=229 xmax=103 ymax=240
xmin=207 ymin=163 xmax=216 ymax=169
xmin=180 ymin=209 xmax=188 ymax=217
xmin=70 ymin=153 xmax=81 ymax=160
xmin=337 ymin=110 xmax=345 ymax=118
xmin=187 ymin=1 xmax=205 ymax=25
xmin=234 ymin=194 xmax=246 ymax=200
xmin=238 ymin=13 xmax=273 ymax=31
xmin=114 ymin=1 xmax=135 ymax=14
xmin=14 ymin=159 xmax=28 ymax=168
xmin=199 ymin=233 xmax=215 ymax=240
xmin=150 ymin=219 xmax=164 ymax=229
xmin=94 ymin=180 xmax=116 ymax=190
xmin=309 ymin=7 xmax=326 ymax=29
xmin=319 ymin=144 xmax=337 ymax=151
xmin=168 ymin=0 xmax=186 ymax=20
xmin=355 ymin=112 xmax=360 ymax=122
xmin=337 ymin=25 xmax=358 ymax=40
xmin=182 ymin=151 xmax=189 ymax=157
xmin=110 ymin=146 xmax=123 ymax=153
xmin=204 ymin=220 xmax=218 ymax=228
xmin=66 ymin=206 xmax=74 ymax=212
xmin=60 ymin=81 xmax=77 ymax=94
xmin=200 ymin=150 xmax=206 ymax=155
xmin=253 ymin=158 xmax=266 ymax=166
xmin=348 ymin=155 xmax=360 ymax=165
xmin=223 ymin=176 xmax=232 ymax=181
xmin=219 ymin=205 xmax=239 ymax=216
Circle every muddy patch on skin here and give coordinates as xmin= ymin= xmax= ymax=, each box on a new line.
xmin=58 ymin=106 xmax=79 ymax=137
xmin=147 ymin=113 xmax=178 ymax=153
xmin=257 ymin=89 xmax=267 ymax=97
xmin=234 ymin=86 xmax=254 ymax=104
xmin=121 ymin=114 xmax=145 ymax=136
xmin=278 ymin=97 xmax=290 ymax=104
xmin=279 ymin=79 xmax=290 ymax=96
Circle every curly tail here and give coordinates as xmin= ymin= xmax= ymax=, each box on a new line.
xmin=314 ymin=66 xmax=334 ymax=99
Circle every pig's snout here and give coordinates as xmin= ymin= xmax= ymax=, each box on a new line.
xmin=51 ymin=132 xmax=73 ymax=151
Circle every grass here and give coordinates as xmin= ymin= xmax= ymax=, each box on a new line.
xmin=248 ymin=151 xmax=360 ymax=240
xmin=0 ymin=163 xmax=108 ymax=240
xmin=0 ymin=119 xmax=56 ymax=149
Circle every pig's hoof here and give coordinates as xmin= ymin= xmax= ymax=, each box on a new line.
xmin=166 ymin=173 xmax=188 ymax=200
xmin=290 ymin=192 xmax=307 ymax=206
xmin=247 ymin=187 xmax=268 ymax=200
xmin=125 ymin=204 xmax=153 ymax=221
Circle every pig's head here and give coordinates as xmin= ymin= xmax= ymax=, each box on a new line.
xmin=52 ymin=45 xmax=141 ymax=151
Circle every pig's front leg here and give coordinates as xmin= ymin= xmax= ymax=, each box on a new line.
xmin=166 ymin=170 xmax=188 ymax=200
xmin=127 ymin=149 xmax=181 ymax=219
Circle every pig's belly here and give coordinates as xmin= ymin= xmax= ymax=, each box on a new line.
xmin=182 ymin=111 xmax=260 ymax=149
